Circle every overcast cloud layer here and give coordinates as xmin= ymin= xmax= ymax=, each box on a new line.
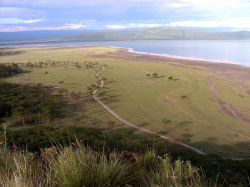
xmin=1 ymin=0 xmax=250 ymax=32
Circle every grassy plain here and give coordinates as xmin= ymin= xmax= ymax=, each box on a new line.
xmin=1 ymin=46 xmax=250 ymax=157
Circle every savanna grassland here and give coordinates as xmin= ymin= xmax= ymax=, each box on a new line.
xmin=1 ymin=46 xmax=250 ymax=158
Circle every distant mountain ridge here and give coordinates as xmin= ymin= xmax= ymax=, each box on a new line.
xmin=0 ymin=30 xmax=88 ymax=42
xmin=65 ymin=28 xmax=250 ymax=41
xmin=1 ymin=28 xmax=250 ymax=45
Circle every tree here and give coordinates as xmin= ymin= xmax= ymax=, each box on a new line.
xmin=152 ymin=73 xmax=158 ymax=78
xmin=168 ymin=76 xmax=174 ymax=80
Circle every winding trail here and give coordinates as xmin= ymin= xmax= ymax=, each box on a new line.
xmin=92 ymin=66 xmax=207 ymax=156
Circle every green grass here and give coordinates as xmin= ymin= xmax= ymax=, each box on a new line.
xmin=99 ymin=58 xmax=250 ymax=157
xmin=0 ymin=46 xmax=117 ymax=63
xmin=0 ymin=144 xmax=217 ymax=187
xmin=1 ymin=46 xmax=250 ymax=157
xmin=6 ymin=65 xmax=96 ymax=93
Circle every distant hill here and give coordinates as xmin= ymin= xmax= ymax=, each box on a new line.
xmin=1 ymin=28 xmax=250 ymax=45
xmin=0 ymin=30 xmax=88 ymax=42
xmin=65 ymin=28 xmax=250 ymax=41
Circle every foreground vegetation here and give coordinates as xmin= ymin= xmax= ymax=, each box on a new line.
xmin=0 ymin=143 xmax=213 ymax=187
xmin=1 ymin=125 xmax=250 ymax=186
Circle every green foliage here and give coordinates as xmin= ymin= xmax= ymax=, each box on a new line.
xmin=168 ymin=76 xmax=174 ymax=80
xmin=5 ymin=126 xmax=104 ymax=152
xmin=152 ymin=73 xmax=158 ymax=78
xmin=0 ymin=83 xmax=74 ymax=125
xmin=0 ymin=64 xmax=22 ymax=78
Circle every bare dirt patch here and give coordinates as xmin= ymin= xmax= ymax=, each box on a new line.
xmin=205 ymin=76 xmax=218 ymax=95
xmin=164 ymin=95 xmax=176 ymax=103
xmin=205 ymin=76 xmax=250 ymax=123
xmin=218 ymin=100 xmax=250 ymax=123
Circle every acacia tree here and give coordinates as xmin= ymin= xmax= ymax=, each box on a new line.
xmin=152 ymin=73 xmax=158 ymax=78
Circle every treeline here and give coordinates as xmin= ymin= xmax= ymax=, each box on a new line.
xmin=24 ymin=60 xmax=95 ymax=68
xmin=0 ymin=48 xmax=23 ymax=56
xmin=0 ymin=82 xmax=75 ymax=126
xmin=0 ymin=64 xmax=23 ymax=78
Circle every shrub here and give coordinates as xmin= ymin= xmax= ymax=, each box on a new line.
xmin=168 ymin=76 xmax=174 ymax=80
xmin=152 ymin=73 xmax=158 ymax=78
xmin=52 ymin=145 xmax=132 ymax=187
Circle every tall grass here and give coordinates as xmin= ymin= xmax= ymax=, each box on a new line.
xmin=52 ymin=145 xmax=133 ymax=187
xmin=0 ymin=142 xmax=223 ymax=187
xmin=0 ymin=149 xmax=53 ymax=187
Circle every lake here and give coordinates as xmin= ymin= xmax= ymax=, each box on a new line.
xmin=10 ymin=40 xmax=250 ymax=66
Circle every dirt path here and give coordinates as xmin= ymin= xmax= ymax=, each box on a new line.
xmin=205 ymin=75 xmax=250 ymax=123
xmin=92 ymin=66 xmax=207 ymax=156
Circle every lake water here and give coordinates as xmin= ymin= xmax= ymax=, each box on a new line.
xmin=11 ymin=40 xmax=250 ymax=66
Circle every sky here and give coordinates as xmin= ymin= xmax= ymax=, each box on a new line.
xmin=1 ymin=0 xmax=250 ymax=32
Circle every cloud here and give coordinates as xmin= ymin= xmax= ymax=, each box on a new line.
xmin=2 ymin=0 xmax=250 ymax=14
xmin=0 ymin=18 xmax=42 ymax=25
xmin=1 ymin=0 xmax=250 ymax=31
xmin=23 ymin=19 xmax=42 ymax=24
xmin=0 ymin=26 xmax=27 ymax=32
xmin=106 ymin=17 xmax=250 ymax=30
xmin=0 ymin=7 xmax=43 ymax=18
xmin=164 ymin=0 xmax=250 ymax=17
xmin=106 ymin=23 xmax=164 ymax=29
xmin=166 ymin=18 xmax=250 ymax=29
xmin=164 ymin=0 xmax=247 ymax=10
xmin=165 ymin=2 xmax=187 ymax=8
xmin=56 ymin=23 xmax=87 ymax=30
xmin=0 ymin=0 xmax=162 ymax=6
xmin=0 ymin=23 xmax=87 ymax=32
